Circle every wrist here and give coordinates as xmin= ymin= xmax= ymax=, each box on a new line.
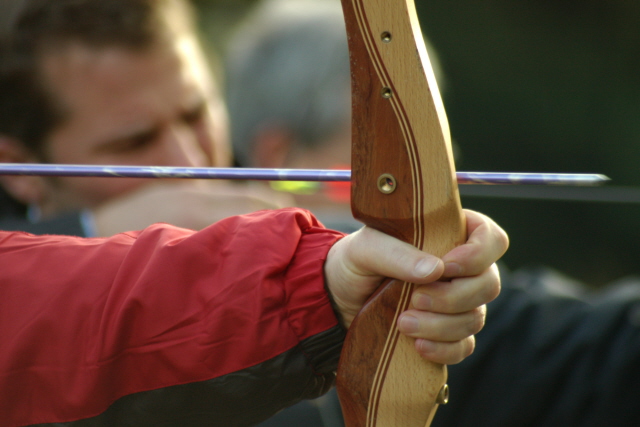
xmin=323 ymin=239 xmax=359 ymax=329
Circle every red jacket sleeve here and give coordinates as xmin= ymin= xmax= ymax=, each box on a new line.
xmin=0 ymin=208 xmax=346 ymax=426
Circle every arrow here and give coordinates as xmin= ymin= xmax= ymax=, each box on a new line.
xmin=0 ymin=164 xmax=609 ymax=185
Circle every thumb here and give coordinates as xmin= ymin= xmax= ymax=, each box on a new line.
xmin=324 ymin=226 xmax=444 ymax=327
xmin=341 ymin=226 xmax=444 ymax=284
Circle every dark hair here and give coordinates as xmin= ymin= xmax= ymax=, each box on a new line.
xmin=0 ymin=0 xmax=193 ymax=155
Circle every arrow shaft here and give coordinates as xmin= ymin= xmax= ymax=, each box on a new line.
xmin=0 ymin=164 xmax=608 ymax=185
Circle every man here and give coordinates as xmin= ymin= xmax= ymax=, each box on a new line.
xmin=225 ymin=1 xmax=640 ymax=426
xmin=0 ymin=0 xmax=285 ymax=237
xmin=0 ymin=0 xmax=509 ymax=426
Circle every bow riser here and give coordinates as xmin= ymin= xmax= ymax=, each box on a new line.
xmin=337 ymin=0 xmax=466 ymax=426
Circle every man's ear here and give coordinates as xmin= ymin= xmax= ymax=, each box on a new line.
xmin=0 ymin=136 xmax=47 ymax=205
xmin=250 ymin=125 xmax=294 ymax=168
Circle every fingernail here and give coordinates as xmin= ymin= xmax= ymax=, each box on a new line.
xmin=414 ymin=258 xmax=439 ymax=278
xmin=412 ymin=293 xmax=432 ymax=310
xmin=398 ymin=314 xmax=418 ymax=333
xmin=417 ymin=339 xmax=436 ymax=354
xmin=444 ymin=262 xmax=462 ymax=277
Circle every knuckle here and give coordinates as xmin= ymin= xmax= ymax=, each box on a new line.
xmin=451 ymin=337 xmax=476 ymax=364
xmin=488 ymin=272 xmax=502 ymax=301
xmin=478 ymin=265 xmax=501 ymax=303
xmin=467 ymin=307 xmax=486 ymax=335
xmin=498 ymin=227 xmax=510 ymax=252
xmin=464 ymin=336 xmax=476 ymax=358
xmin=492 ymin=226 xmax=510 ymax=256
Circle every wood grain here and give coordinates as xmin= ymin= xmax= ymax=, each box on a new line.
xmin=336 ymin=0 xmax=466 ymax=426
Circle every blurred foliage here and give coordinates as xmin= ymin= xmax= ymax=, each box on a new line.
xmin=194 ymin=0 xmax=640 ymax=286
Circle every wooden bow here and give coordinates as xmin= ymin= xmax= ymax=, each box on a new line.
xmin=336 ymin=1 xmax=466 ymax=426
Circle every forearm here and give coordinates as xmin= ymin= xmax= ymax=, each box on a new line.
xmin=0 ymin=208 xmax=345 ymax=426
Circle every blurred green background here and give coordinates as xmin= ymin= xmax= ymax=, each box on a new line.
xmin=195 ymin=0 xmax=640 ymax=287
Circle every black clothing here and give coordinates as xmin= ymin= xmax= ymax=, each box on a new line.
xmin=434 ymin=267 xmax=640 ymax=427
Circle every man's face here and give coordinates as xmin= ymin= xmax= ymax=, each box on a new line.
xmin=32 ymin=37 xmax=229 ymax=215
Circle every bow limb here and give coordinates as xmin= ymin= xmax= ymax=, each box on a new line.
xmin=336 ymin=1 xmax=466 ymax=426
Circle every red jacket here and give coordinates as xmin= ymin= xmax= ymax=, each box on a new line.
xmin=0 ymin=208 xmax=346 ymax=426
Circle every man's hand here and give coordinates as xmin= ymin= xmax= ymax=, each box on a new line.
xmin=324 ymin=209 xmax=508 ymax=365
xmin=93 ymin=181 xmax=293 ymax=236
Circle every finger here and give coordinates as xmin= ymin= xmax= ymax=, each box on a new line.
xmin=343 ymin=226 xmax=444 ymax=284
xmin=442 ymin=210 xmax=509 ymax=278
xmin=397 ymin=306 xmax=486 ymax=342
xmin=410 ymin=263 xmax=501 ymax=313
xmin=414 ymin=336 xmax=477 ymax=365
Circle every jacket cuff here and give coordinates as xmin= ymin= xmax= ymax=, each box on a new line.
xmin=283 ymin=215 xmax=346 ymax=344
xmin=299 ymin=323 xmax=347 ymax=377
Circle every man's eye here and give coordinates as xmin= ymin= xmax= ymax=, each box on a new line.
xmin=182 ymin=104 xmax=206 ymax=125
xmin=98 ymin=131 xmax=158 ymax=154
